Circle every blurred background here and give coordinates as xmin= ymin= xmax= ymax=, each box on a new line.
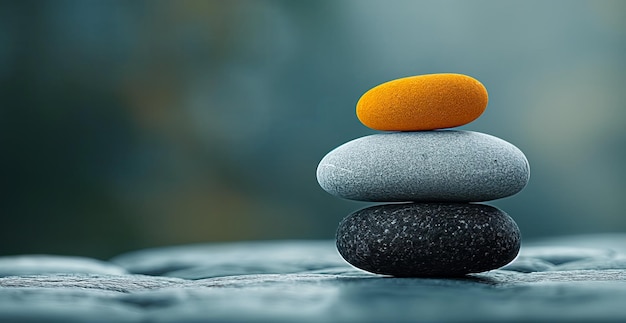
xmin=1 ymin=0 xmax=625 ymax=259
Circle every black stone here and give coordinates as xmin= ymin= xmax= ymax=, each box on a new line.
xmin=336 ymin=202 xmax=521 ymax=277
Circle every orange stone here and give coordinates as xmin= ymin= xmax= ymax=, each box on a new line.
xmin=356 ymin=73 xmax=488 ymax=131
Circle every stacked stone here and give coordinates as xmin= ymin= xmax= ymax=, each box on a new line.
xmin=316 ymin=74 xmax=530 ymax=277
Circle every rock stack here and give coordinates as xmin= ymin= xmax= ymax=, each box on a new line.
xmin=316 ymin=73 xmax=530 ymax=277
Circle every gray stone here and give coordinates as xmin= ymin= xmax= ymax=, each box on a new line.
xmin=0 ymin=255 xmax=127 ymax=277
xmin=316 ymin=130 xmax=530 ymax=202
xmin=513 ymin=246 xmax=615 ymax=266
xmin=111 ymin=240 xmax=345 ymax=278
xmin=336 ymin=203 xmax=521 ymax=277
xmin=0 ymin=274 xmax=186 ymax=292
xmin=500 ymin=257 xmax=555 ymax=273
xmin=527 ymin=233 xmax=626 ymax=254
xmin=2 ymin=235 xmax=626 ymax=322
xmin=0 ymin=288 xmax=143 ymax=323
xmin=0 ymin=274 xmax=186 ymax=323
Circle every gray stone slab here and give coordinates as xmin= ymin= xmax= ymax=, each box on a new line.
xmin=110 ymin=240 xmax=345 ymax=278
xmin=0 ymin=255 xmax=127 ymax=277
xmin=1 ymin=235 xmax=626 ymax=322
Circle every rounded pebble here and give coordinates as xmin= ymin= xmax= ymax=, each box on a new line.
xmin=316 ymin=130 xmax=529 ymax=202
xmin=336 ymin=203 xmax=521 ymax=277
xmin=356 ymin=73 xmax=488 ymax=131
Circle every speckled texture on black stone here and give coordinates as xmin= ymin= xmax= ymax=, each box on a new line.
xmin=336 ymin=202 xmax=521 ymax=277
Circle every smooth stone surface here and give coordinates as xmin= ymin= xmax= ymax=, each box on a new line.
xmin=0 ymin=255 xmax=127 ymax=277
xmin=507 ymin=245 xmax=626 ymax=272
xmin=317 ymin=130 xmax=530 ymax=202
xmin=2 ymin=235 xmax=626 ymax=322
xmin=356 ymin=73 xmax=488 ymax=131
xmin=336 ymin=203 xmax=521 ymax=277
xmin=111 ymin=240 xmax=346 ymax=279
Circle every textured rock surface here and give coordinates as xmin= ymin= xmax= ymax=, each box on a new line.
xmin=0 ymin=255 xmax=127 ymax=277
xmin=1 ymin=235 xmax=626 ymax=322
xmin=336 ymin=203 xmax=521 ymax=277
xmin=111 ymin=240 xmax=347 ymax=279
xmin=356 ymin=73 xmax=488 ymax=131
xmin=316 ymin=130 xmax=530 ymax=202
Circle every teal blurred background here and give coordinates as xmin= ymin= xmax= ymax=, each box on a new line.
xmin=1 ymin=0 xmax=625 ymax=259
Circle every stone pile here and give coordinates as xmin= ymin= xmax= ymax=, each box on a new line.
xmin=316 ymin=73 xmax=530 ymax=277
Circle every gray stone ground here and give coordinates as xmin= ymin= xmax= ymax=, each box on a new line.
xmin=1 ymin=234 xmax=626 ymax=322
